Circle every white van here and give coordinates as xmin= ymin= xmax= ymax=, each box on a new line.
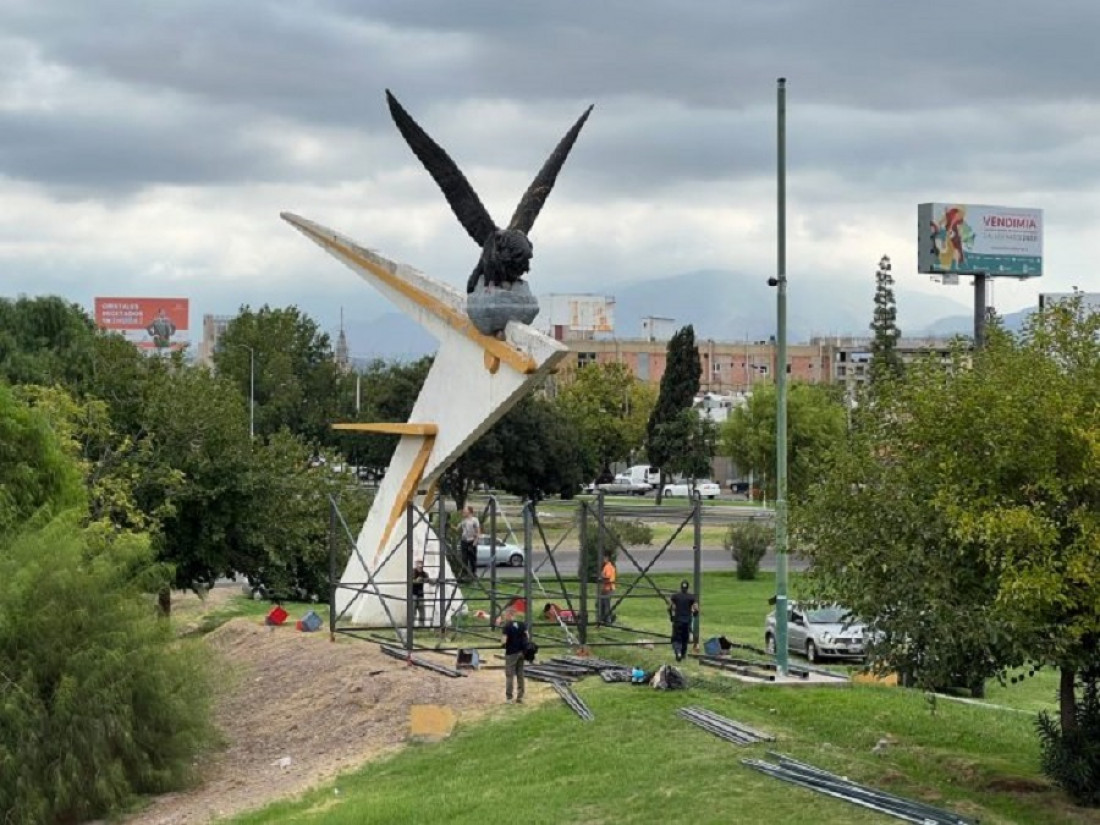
xmin=625 ymin=465 xmax=661 ymax=488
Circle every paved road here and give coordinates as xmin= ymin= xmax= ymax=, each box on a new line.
xmin=490 ymin=546 xmax=808 ymax=578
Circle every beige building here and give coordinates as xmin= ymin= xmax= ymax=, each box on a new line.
xmin=197 ymin=314 xmax=234 ymax=366
xmin=556 ymin=334 xmax=961 ymax=393
xmin=558 ymin=337 xmax=834 ymax=393
xmin=822 ymin=336 xmax=960 ymax=396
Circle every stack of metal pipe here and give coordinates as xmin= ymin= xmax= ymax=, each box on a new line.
xmin=551 ymin=655 xmax=624 ymax=672
xmin=523 ymin=661 xmax=590 ymax=683
xmin=743 ymin=753 xmax=977 ymax=824
xmin=551 ymin=679 xmax=594 ymax=721
xmin=378 ymin=644 xmax=466 ymax=678
xmin=677 ymin=706 xmax=774 ymax=745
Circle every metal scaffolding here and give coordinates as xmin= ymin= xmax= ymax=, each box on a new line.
xmin=326 ymin=491 xmax=706 ymax=658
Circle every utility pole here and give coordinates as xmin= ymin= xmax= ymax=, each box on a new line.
xmin=771 ymin=77 xmax=790 ymax=676
xmin=973 ymin=274 xmax=988 ymax=348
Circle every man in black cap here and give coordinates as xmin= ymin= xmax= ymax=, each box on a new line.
xmin=668 ymin=580 xmax=699 ymax=662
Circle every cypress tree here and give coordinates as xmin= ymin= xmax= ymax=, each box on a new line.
xmin=869 ymin=254 xmax=903 ymax=385
xmin=645 ymin=325 xmax=702 ymax=503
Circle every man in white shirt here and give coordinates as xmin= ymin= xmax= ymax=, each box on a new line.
xmin=459 ymin=506 xmax=480 ymax=580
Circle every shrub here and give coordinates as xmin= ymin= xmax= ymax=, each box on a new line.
xmin=579 ymin=515 xmax=653 ymax=580
xmin=723 ymin=519 xmax=772 ymax=580
xmin=0 ymin=518 xmax=215 ymax=824
xmin=1037 ymin=673 xmax=1100 ymax=806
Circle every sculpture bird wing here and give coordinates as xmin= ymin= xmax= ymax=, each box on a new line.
xmin=386 ymin=90 xmax=498 ymax=246
xmin=508 ymin=105 xmax=594 ymax=234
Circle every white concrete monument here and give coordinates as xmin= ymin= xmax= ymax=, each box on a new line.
xmin=283 ymin=213 xmax=568 ymax=626
xmin=283 ymin=91 xmax=591 ymax=627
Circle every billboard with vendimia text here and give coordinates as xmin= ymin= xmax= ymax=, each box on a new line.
xmin=918 ymin=203 xmax=1043 ymax=278
xmin=94 ymin=297 xmax=190 ymax=352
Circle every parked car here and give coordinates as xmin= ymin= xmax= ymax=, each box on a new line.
xmin=726 ymin=480 xmax=752 ymax=499
xmin=662 ymin=479 xmax=721 ymax=499
xmin=582 ymin=474 xmax=652 ymax=496
xmin=624 ymin=464 xmax=662 ymax=487
xmin=764 ymin=602 xmax=867 ymax=663
xmin=476 ymin=535 xmax=525 ymax=568
xmin=603 ymin=473 xmax=653 ymax=495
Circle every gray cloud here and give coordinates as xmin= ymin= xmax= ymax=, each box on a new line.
xmin=0 ymin=0 xmax=1097 ymax=328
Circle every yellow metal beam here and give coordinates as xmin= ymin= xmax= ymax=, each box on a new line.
xmin=285 ymin=215 xmax=538 ymax=375
xmin=376 ymin=435 xmax=436 ymax=560
xmin=333 ymin=422 xmax=439 ymax=436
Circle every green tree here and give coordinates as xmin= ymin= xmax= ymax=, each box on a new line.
xmin=0 ymin=382 xmax=85 ymax=535
xmin=647 ymin=325 xmax=702 ymax=503
xmin=0 ymin=296 xmax=97 ymax=389
xmin=869 ymin=254 xmax=902 ymax=385
xmin=724 ymin=519 xmax=773 ymax=580
xmin=338 ymin=357 xmax=433 ymax=474
xmin=215 ymin=305 xmax=351 ymax=445
xmin=0 ymin=518 xmax=214 ymax=823
xmin=663 ymin=408 xmax=718 ymax=483
xmin=796 ymin=299 xmax=1100 ymax=735
xmin=14 ymin=383 xmax=182 ymax=534
xmin=721 ymin=382 xmax=846 ymax=501
xmin=557 ymin=362 xmax=655 ymax=477
xmin=135 ymin=361 xmax=254 ymax=606
xmin=237 ymin=431 xmax=372 ymax=601
xmin=443 ymin=393 xmax=589 ymax=510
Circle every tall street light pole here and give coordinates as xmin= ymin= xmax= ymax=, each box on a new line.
xmin=246 ymin=345 xmax=255 ymax=441
xmin=231 ymin=343 xmax=255 ymax=440
xmin=772 ymin=77 xmax=790 ymax=676
xmin=222 ymin=342 xmax=256 ymax=440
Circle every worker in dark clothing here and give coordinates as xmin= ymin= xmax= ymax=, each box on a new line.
xmin=501 ymin=617 xmax=528 ymax=704
xmin=411 ymin=558 xmax=429 ymax=626
xmin=668 ymin=579 xmax=699 ymax=662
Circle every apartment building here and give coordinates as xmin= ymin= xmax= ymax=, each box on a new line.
xmin=559 ymin=337 xmax=834 ymax=393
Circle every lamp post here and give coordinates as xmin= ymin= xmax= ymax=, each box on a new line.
xmin=772 ymin=77 xmax=790 ymax=677
xmin=229 ymin=343 xmax=255 ymax=440
xmin=245 ymin=345 xmax=255 ymax=441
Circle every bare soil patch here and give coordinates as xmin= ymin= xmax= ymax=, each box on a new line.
xmin=122 ymin=614 xmax=508 ymax=824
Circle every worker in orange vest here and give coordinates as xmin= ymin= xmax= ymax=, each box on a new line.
xmin=599 ymin=556 xmax=617 ymax=625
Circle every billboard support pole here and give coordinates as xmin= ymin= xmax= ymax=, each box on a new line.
xmin=973 ymin=273 xmax=988 ymax=349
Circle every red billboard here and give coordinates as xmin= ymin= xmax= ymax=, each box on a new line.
xmin=94 ymin=297 xmax=190 ymax=352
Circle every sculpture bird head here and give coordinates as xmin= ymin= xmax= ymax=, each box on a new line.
xmin=385 ymin=90 xmax=592 ymax=294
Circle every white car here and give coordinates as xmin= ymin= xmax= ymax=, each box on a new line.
xmin=475 ymin=536 xmax=525 ymax=568
xmin=661 ymin=479 xmax=721 ymax=499
xmin=601 ymin=474 xmax=652 ymax=495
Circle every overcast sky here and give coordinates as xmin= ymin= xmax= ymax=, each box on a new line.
xmin=2 ymin=0 xmax=1096 ymax=351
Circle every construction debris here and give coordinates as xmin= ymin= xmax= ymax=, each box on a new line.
xmin=379 ymin=644 xmax=466 ymax=678
xmin=551 ymin=680 xmax=594 ymax=721
xmin=598 ymin=668 xmax=634 ymax=683
xmin=743 ymin=752 xmax=977 ymax=825
xmin=550 ymin=655 xmax=624 ymax=672
xmin=678 ymin=706 xmax=774 ymax=745
xmin=524 ymin=665 xmax=580 ymax=684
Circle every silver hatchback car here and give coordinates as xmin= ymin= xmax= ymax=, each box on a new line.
xmin=475 ymin=536 xmax=525 ymax=568
xmin=764 ymin=603 xmax=866 ymax=663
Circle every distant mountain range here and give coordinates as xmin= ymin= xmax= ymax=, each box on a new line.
xmin=343 ymin=269 xmax=1031 ymax=362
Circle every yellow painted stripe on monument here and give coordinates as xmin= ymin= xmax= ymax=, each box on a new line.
xmin=332 ymin=422 xmax=439 ymax=436
xmin=421 ymin=479 xmax=439 ymax=514
xmin=375 ymin=435 xmax=436 ymax=563
xmin=291 ymin=219 xmax=538 ymax=375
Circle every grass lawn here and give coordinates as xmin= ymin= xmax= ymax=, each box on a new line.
xmin=220 ymin=655 xmax=1087 ymax=825
xmin=193 ymin=571 xmax=1092 ymax=825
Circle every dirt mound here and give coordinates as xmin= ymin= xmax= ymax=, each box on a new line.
xmin=123 ymin=618 xmax=505 ymax=824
